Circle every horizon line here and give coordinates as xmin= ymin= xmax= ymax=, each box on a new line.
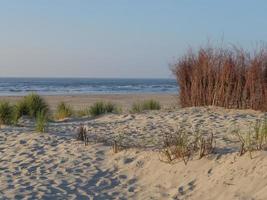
xmin=0 ymin=76 xmax=176 ymax=80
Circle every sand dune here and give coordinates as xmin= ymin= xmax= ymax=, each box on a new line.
xmin=0 ymin=107 xmax=267 ymax=199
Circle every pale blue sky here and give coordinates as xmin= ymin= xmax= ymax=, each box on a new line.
xmin=0 ymin=0 xmax=266 ymax=78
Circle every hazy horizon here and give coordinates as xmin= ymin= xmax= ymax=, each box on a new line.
xmin=1 ymin=1 xmax=267 ymax=78
xmin=0 ymin=76 xmax=175 ymax=79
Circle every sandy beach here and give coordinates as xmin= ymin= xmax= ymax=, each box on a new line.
xmin=1 ymin=94 xmax=267 ymax=199
xmin=0 ymin=93 xmax=178 ymax=111
xmin=1 ymin=1 xmax=266 ymax=199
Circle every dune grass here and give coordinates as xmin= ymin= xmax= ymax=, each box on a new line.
xmin=14 ymin=100 xmax=28 ymax=123
xmin=15 ymin=93 xmax=49 ymax=120
xmin=24 ymin=93 xmax=49 ymax=118
xmin=89 ymin=102 xmax=106 ymax=116
xmin=0 ymin=96 xmax=122 ymax=126
xmin=131 ymin=102 xmax=143 ymax=113
xmin=142 ymin=99 xmax=161 ymax=110
xmin=104 ymin=102 xmax=118 ymax=113
xmin=233 ymin=117 xmax=267 ymax=158
xmin=76 ymin=109 xmax=89 ymax=117
xmin=160 ymin=126 xmax=215 ymax=165
xmin=35 ymin=110 xmax=48 ymax=133
xmin=0 ymin=93 xmax=50 ymax=129
xmin=131 ymin=99 xmax=161 ymax=113
xmin=88 ymin=101 xmax=118 ymax=117
xmin=0 ymin=101 xmax=15 ymax=125
xmin=54 ymin=102 xmax=73 ymax=120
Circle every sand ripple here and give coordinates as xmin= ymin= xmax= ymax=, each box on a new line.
xmin=0 ymin=107 xmax=266 ymax=199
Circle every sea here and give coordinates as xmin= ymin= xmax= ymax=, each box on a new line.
xmin=0 ymin=78 xmax=178 ymax=96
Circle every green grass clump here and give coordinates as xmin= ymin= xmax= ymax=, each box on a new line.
xmin=54 ymin=102 xmax=73 ymax=120
xmin=88 ymin=101 xmax=118 ymax=117
xmin=143 ymin=99 xmax=161 ymax=110
xmin=14 ymin=100 xmax=28 ymax=122
xmin=35 ymin=110 xmax=48 ymax=133
xmin=0 ymin=94 xmax=50 ymax=128
xmin=104 ymin=102 xmax=117 ymax=113
xmin=131 ymin=102 xmax=143 ymax=113
xmin=89 ymin=102 xmax=106 ymax=116
xmin=15 ymin=93 xmax=49 ymax=119
xmin=24 ymin=93 xmax=49 ymax=118
xmin=131 ymin=99 xmax=161 ymax=113
xmin=76 ymin=109 xmax=89 ymax=117
xmin=0 ymin=101 xmax=15 ymax=125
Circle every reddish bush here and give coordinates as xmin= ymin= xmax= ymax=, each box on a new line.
xmin=171 ymin=45 xmax=267 ymax=111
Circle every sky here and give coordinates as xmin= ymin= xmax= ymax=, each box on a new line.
xmin=0 ymin=0 xmax=267 ymax=78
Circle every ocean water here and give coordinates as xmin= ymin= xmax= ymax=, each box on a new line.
xmin=0 ymin=78 xmax=178 ymax=96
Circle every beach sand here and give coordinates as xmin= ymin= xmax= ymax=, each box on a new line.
xmin=1 ymin=94 xmax=267 ymax=199
xmin=0 ymin=93 xmax=179 ymax=111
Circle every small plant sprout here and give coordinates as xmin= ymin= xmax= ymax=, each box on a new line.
xmin=112 ymin=133 xmax=124 ymax=154
xmin=76 ymin=125 xmax=88 ymax=145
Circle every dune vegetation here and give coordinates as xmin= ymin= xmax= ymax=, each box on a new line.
xmin=172 ymin=45 xmax=267 ymax=111
xmin=0 ymin=93 xmax=49 ymax=127
xmin=88 ymin=101 xmax=118 ymax=116
xmin=35 ymin=110 xmax=48 ymax=133
xmin=54 ymin=102 xmax=73 ymax=120
xmin=0 ymin=101 xmax=15 ymax=126
xmin=0 ymin=95 xmax=162 ymax=131
xmin=131 ymin=99 xmax=161 ymax=113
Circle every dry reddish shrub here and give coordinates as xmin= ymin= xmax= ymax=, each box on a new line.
xmin=171 ymin=44 xmax=267 ymax=111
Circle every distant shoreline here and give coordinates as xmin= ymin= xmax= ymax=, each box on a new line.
xmin=0 ymin=78 xmax=178 ymax=96
xmin=0 ymin=91 xmax=177 ymax=97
